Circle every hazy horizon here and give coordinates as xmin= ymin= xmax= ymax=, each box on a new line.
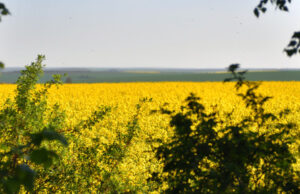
xmin=3 ymin=66 xmax=300 ymax=71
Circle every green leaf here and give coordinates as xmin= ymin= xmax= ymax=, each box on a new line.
xmin=261 ymin=7 xmax=267 ymax=13
xmin=16 ymin=164 xmax=36 ymax=191
xmin=254 ymin=8 xmax=259 ymax=17
xmin=30 ymin=132 xmax=43 ymax=146
xmin=0 ymin=143 xmax=10 ymax=152
xmin=31 ymin=129 xmax=68 ymax=146
xmin=42 ymin=130 xmax=68 ymax=146
xmin=228 ymin=64 xmax=239 ymax=72
xmin=282 ymin=6 xmax=288 ymax=12
xmin=288 ymin=40 xmax=297 ymax=47
xmin=0 ymin=3 xmax=10 ymax=16
xmin=3 ymin=178 xmax=21 ymax=194
xmin=30 ymin=148 xmax=59 ymax=168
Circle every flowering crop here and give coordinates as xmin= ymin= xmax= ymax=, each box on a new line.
xmin=0 ymin=82 xmax=299 ymax=192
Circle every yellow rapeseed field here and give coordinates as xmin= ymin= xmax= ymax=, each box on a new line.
xmin=0 ymin=81 xmax=299 ymax=192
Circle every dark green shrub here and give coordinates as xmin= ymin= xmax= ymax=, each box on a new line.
xmin=154 ymin=65 xmax=299 ymax=193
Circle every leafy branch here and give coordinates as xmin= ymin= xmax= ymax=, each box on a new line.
xmin=0 ymin=55 xmax=68 ymax=193
xmin=254 ymin=0 xmax=300 ymax=56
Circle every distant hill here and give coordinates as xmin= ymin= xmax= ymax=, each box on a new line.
xmin=3 ymin=67 xmax=300 ymax=72
xmin=1 ymin=68 xmax=300 ymax=83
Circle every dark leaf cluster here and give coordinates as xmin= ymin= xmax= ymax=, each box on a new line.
xmin=285 ymin=31 xmax=300 ymax=56
xmin=0 ymin=2 xmax=9 ymax=22
xmin=254 ymin=0 xmax=300 ymax=57
xmin=254 ymin=0 xmax=291 ymax=17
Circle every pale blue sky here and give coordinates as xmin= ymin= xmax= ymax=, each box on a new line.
xmin=0 ymin=0 xmax=300 ymax=68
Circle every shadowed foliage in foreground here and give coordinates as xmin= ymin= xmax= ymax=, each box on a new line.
xmin=153 ymin=64 xmax=299 ymax=193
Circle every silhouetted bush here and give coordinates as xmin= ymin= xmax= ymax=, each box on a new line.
xmin=154 ymin=64 xmax=299 ymax=193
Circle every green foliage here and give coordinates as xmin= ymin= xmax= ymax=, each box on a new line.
xmin=285 ymin=31 xmax=300 ymax=56
xmin=0 ymin=55 xmax=68 ymax=193
xmin=154 ymin=64 xmax=299 ymax=193
xmin=0 ymin=62 xmax=4 ymax=69
xmin=0 ymin=1 xmax=9 ymax=68
xmin=254 ymin=0 xmax=300 ymax=57
xmin=0 ymin=2 xmax=9 ymax=22
xmin=254 ymin=0 xmax=291 ymax=17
